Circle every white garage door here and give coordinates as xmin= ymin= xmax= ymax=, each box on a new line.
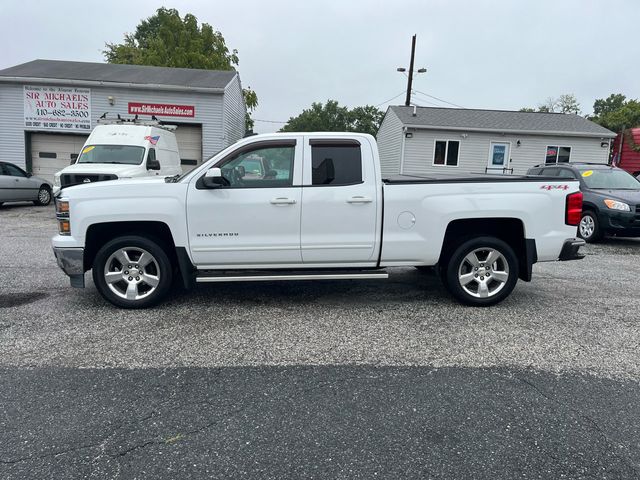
xmin=31 ymin=133 xmax=88 ymax=183
xmin=173 ymin=124 xmax=202 ymax=171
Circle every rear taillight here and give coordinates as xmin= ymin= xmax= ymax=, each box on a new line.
xmin=565 ymin=191 xmax=583 ymax=226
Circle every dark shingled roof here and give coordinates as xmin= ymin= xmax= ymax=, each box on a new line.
xmin=390 ymin=105 xmax=615 ymax=137
xmin=0 ymin=59 xmax=236 ymax=90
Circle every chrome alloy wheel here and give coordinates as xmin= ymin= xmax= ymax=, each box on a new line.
xmin=579 ymin=215 xmax=595 ymax=239
xmin=38 ymin=188 xmax=51 ymax=204
xmin=457 ymin=247 xmax=509 ymax=299
xmin=103 ymin=247 xmax=160 ymax=301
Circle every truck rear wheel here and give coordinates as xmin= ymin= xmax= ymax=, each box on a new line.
xmin=92 ymin=235 xmax=173 ymax=309
xmin=443 ymin=236 xmax=518 ymax=307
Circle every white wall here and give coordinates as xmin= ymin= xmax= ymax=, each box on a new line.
xmin=376 ymin=108 xmax=404 ymax=177
xmin=400 ymin=128 xmax=611 ymax=176
xmin=222 ymin=75 xmax=247 ymax=147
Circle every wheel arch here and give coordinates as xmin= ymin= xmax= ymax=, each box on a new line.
xmin=84 ymin=221 xmax=194 ymax=288
xmin=438 ymin=218 xmax=535 ymax=282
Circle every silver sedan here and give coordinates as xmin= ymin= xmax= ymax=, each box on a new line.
xmin=0 ymin=161 xmax=52 ymax=206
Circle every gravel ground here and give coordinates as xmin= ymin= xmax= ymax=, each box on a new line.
xmin=0 ymin=203 xmax=639 ymax=379
xmin=2 ymin=202 xmax=640 ymax=479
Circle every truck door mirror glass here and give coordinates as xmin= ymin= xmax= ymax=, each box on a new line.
xmin=202 ymin=167 xmax=229 ymax=188
xmin=146 ymin=148 xmax=160 ymax=170
xmin=147 ymin=159 xmax=161 ymax=170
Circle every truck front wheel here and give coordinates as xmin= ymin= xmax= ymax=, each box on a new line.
xmin=92 ymin=235 xmax=173 ymax=309
xmin=443 ymin=236 xmax=519 ymax=307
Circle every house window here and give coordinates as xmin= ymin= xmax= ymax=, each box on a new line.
xmin=433 ymin=140 xmax=460 ymax=166
xmin=545 ymin=146 xmax=571 ymax=164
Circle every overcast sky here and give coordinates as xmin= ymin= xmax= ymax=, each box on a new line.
xmin=1 ymin=0 xmax=638 ymax=132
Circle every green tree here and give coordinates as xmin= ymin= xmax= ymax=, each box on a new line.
xmin=104 ymin=7 xmax=257 ymax=129
xmin=593 ymin=93 xmax=627 ymax=117
xmin=280 ymin=100 xmax=384 ymax=136
xmin=590 ymin=94 xmax=640 ymax=132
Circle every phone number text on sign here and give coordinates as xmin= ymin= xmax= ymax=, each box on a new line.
xmin=24 ymin=85 xmax=92 ymax=131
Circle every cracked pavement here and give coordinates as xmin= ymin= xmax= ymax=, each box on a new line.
xmin=1 ymin=204 xmax=640 ymax=479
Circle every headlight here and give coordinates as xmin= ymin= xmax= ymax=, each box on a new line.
xmin=604 ymin=199 xmax=631 ymax=211
xmin=54 ymin=175 xmax=61 ymax=187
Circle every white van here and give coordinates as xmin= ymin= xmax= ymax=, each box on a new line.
xmin=53 ymin=122 xmax=182 ymax=193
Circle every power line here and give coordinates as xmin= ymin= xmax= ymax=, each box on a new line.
xmin=253 ymin=118 xmax=288 ymax=124
xmin=412 ymin=89 xmax=465 ymax=108
xmin=374 ymin=90 xmax=407 ymax=108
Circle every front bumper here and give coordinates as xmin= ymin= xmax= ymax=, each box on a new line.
xmin=53 ymin=247 xmax=85 ymax=288
xmin=599 ymin=210 xmax=640 ymax=237
xmin=558 ymin=238 xmax=586 ymax=261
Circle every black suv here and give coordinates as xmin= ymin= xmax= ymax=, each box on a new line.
xmin=527 ymin=163 xmax=640 ymax=242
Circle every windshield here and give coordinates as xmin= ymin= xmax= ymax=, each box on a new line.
xmin=579 ymin=168 xmax=640 ymax=190
xmin=77 ymin=145 xmax=146 ymax=165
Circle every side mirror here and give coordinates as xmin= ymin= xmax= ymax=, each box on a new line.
xmin=202 ymin=167 xmax=227 ymax=188
xmin=147 ymin=158 xmax=161 ymax=171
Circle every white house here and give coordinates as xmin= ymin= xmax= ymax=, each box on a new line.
xmin=377 ymin=106 xmax=616 ymax=177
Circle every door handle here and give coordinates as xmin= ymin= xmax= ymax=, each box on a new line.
xmin=347 ymin=196 xmax=373 ymax=204
xmin=270 ymin=197 xmax=297 ymax=205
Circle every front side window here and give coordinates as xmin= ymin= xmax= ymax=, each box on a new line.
xmin=311 ymin=144 xmax=362 ymax=186
xmin=433 ymin=140 xmax=460 ymax=166
xmin=219 ymin=145 xmax=295 ymax=188
xmin=77 ymin=145 xmax=146 ymax=165
xmin=545 ymin=146 xmax=571 ymax=164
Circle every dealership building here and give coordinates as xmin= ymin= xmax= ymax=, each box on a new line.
xmin=0 ymin=59 xmax=247 ymax=181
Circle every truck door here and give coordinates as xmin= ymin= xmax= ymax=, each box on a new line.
xmin=186 ymin=138 xmax=303 ymax=267
xmin=300 ymin=137 xmax=379 ymax=264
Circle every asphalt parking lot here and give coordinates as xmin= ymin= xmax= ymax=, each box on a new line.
xmin=1 ymin=203 xmax=640 ymax=479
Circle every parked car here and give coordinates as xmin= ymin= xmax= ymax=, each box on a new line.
xmin=52 ymin=120 xmax=182 ymax=194
xmin=527 ymin=162 xmax=640 ymax=242
xmin=0 ymin=161 xmax=52 ymax=206
xmin=52 ymin=132 xmax=585 ymax=309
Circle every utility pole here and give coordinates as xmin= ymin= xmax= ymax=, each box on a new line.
xmin=405 ymin=34 xmax=416 ymax=106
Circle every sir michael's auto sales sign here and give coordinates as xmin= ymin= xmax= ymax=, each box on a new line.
xmin=24 ymin=85 xmax=91 ymax=131
xmin=128 ymin=102 xmax=195 ymax=117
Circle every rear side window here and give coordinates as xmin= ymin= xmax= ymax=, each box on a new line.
xmin=3 ymin=163 xmax=27 ymax=177
xmin=311 ymin=143 xmax=362 ymax=186
xmin=556 ymin=169 xmax=577 ymax=179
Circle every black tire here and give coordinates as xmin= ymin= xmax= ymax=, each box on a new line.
xmin=443 ymin=236 xmax=519 ymax=307
xmin=578 ymin=211 xmax=602 ymax=243
xmin=92 ymin=235 xmax=173 ymax=309
xmin=34 ymin=185 xmax=52 ymax=206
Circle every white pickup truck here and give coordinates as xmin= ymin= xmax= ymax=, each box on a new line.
xmin=52 ymin=132 xmax=585 ymax=308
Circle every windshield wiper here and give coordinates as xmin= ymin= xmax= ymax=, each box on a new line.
xmin=165 ymin=174 xmax=181 ymax=183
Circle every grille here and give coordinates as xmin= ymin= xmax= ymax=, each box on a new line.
xmin=60 ymin=173 xmax=117 ymax=188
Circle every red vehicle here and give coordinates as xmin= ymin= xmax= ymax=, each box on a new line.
xmin=612 ymin=128 xmax=640 ymax=177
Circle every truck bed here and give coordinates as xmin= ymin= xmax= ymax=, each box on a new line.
xmin=383 ymin=173 xmax=559 ymax=184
